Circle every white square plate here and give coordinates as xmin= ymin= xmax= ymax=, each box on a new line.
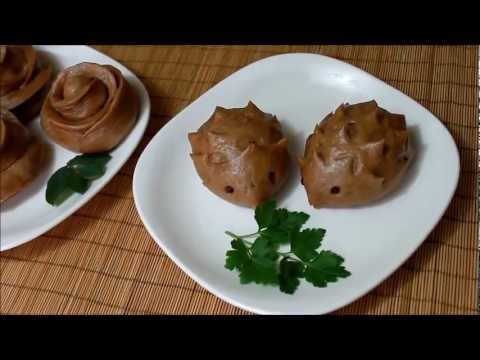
xmin=133 ymin=53 xmax=460 ymax=314
xmin=0 ymin=45 xmax=150 ymax=251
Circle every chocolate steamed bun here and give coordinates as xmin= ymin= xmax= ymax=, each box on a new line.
xmin=1 ymin=108 xmax=47 ymax=203
xmin=188 ymin=101 xmax=290 ymax=208
xmin=299 ymin=100 xmax=414 ymax=208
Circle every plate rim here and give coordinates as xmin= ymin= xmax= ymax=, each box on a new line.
xmin=133 ymin=52 xmax=460 ymax=314
xmin=0 ymin=45 xmax=151 ymax=252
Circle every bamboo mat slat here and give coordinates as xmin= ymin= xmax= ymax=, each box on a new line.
xmin=0 ymin=45 xmax=478 ymax=315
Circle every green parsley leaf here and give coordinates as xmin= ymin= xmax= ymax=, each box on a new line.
xmin=258 ymin=208 xmax=309 ymax=246
xmin=239 ymin=259 xmax=278 ymax=285
xmin=251 ymin=235 xmax=278 ymax=261
xmin=272 ymin=208 xmax=309 ymax=233
xmin=66 ymin=169 xmax=89 ymax=194
xmin=67 ymin=153 xmax=112 ymax=180
xmin=304 ymin=250 xmax=351 ymax=288
xmin=46 ymin=166 xmax=89 ymax=206
xmin=255 ymin=199 xmax=277 ymax=229
xmin=46 ymin=167 xmax=76 ymax=206
xmin=46 ymin=152 xmax=111 ymax=206
xmin=225 ymin=237 xmax=278 ymax=285
xmin=225 ymin=239 xmax=250 ymax=271
xmin=261 ymin=228 xmax=290 ymax=245
xmin=291 ymin=228 xmax=326 ymax=262
xmin=250 ymin=235 xmax=279 ymax=268
xmin=279 ymin=258 xmax=305 ymax=294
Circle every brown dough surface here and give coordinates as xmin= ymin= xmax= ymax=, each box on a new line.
xmin=1 ymin=108 xmax=47 ymax=203
xmin=188 ymin=101 xmax=290 ymax=208
xmin=0 ymin=45 xmax=51 ymax=122
xmin=41 ymin=62 xmax=138 ymax=153
xmin=299 ymin=100 xmax=414 ymax=208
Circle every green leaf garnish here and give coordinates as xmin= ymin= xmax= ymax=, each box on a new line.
xmin=67 ymin=153 xmax=112 ymax=180
xmin=304 ymin=251 xmax=351 ymax=288
xmin=46 ymin=153 xmax=112 ymax=206
xmin=225 ymin=199 xmax=351 ymax=294
xmin=291 ymin=228 xmax=326 ymax=262
xmin=225 ymin=237 xmax=278 ymax=285
xmin=254 ymin=199 xmax=277 ymax=229
xmin=271 ymin=208 xmax=310 ymax=234
xmin=239 ymin=259 xmax=279 ymax=285
xmin=279 ymin=258 xmax=304 ymax=294
xmin=46 ymin=167 xmax=76 ymax=206
xmin=225 ymin=239 xmax=250 ymax=270
xmin=260 ymin=207 xmax=310 ymax=246
xmin=66 ymin=168 xmax=89 ymax=194
xmin=251 ymin=234 xmax=279 ymax=263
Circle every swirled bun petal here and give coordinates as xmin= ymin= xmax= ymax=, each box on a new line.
xmin=41 ymin=62 xmax=138 ymax=153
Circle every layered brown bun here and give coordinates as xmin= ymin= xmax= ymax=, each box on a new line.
xmin=41 ymin=62 xmax=138 ymax=153
xmin=0 ymin=45 xmax=51 ymax=122
xmin=1 ymin=108 xmax=47 ymax=203
xmin=188 ymin=101 xmax=290 ymax=208
xmin=299 ymin=100 xmax=414 ymax=208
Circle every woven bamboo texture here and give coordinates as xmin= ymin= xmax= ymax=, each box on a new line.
xmin=0 ymin=45 xmax=478 ymax=314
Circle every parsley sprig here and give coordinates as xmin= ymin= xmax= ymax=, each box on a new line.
xmin=225 ymin=200 xmax=351 ymax=294
xmin=46 ymin=153 xmax=112 ymax=206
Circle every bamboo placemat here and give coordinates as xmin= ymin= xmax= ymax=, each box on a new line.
xmin=0 ymin=45 xmax=478 ymax=315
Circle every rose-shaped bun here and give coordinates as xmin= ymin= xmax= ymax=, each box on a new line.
xmin=41 ymin=62 xmax=138 ymax=153
xmin=188 ymin=101 xmax=290 ymax=208
xmin=0 ymin=46 xmax=51 ymax=122
xmin=299 ymin=100 xmax=414 ymax=208
xmin=1 ymin=108 xmax=47 ymax=203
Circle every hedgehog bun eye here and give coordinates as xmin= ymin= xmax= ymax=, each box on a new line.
xmin=299 ymin=100 xmax=414 ymax=208
xmin=188 ymin=101 xmax=291 ymax=208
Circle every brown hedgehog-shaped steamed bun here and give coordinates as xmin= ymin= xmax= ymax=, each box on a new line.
xmin=188 ymin=101 xmax=290 ymax=208
xmin=299 ymin=100 xmax=414 ymax=208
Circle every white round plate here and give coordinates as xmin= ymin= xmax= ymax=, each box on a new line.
xmin=0 ymin=45 xmax=150 ymax=251
xmin=133 ymin=53 xmax=460 ymax=314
